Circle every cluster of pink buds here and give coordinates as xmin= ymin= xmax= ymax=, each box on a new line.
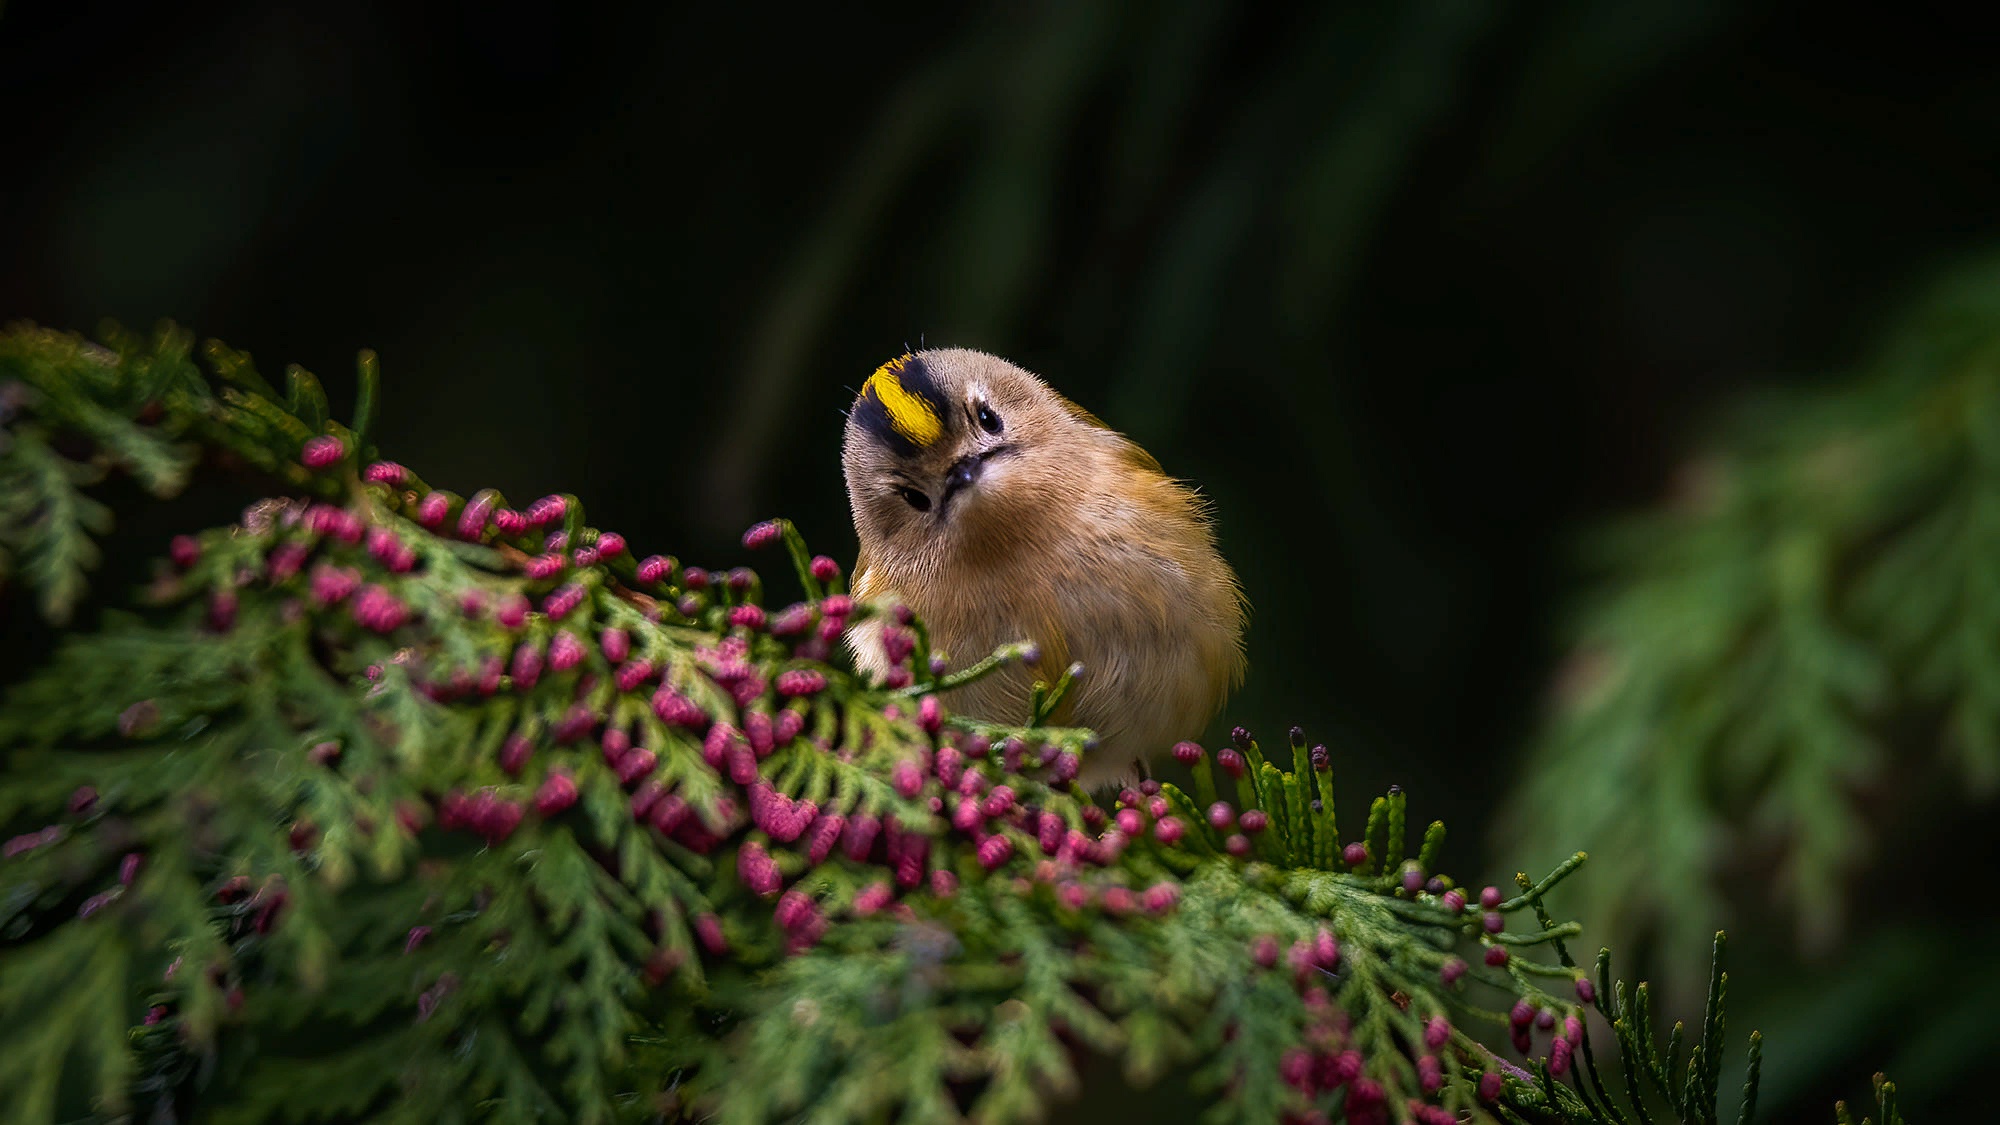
xmin=1505 ymin=997 xmax=1584 ymax=1072
xmin=305 ymin=504 xmax=364 ymax=543
xmin=348 ymin=584 xmax=410 ymax=632
xmin=748 ymin=783 xmax=820 ymax=842
xmin=366 ymin=527 xmax=417 ymax=572
xmin=438 ymin=789 xmax=525 ymax=846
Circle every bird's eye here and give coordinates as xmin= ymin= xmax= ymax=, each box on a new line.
xmin=896 ymin=487 xmax=932 ymax=512
xmin=975 ymin=402 xmax=1003 ymax=435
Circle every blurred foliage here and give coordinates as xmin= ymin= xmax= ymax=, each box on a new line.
xmin=1502 ymin=257 xmax=2000 ymax=1112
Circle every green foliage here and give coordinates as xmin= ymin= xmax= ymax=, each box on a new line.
xmin=0 ymin=323 xmax=372 ymax=621
xmin=1501 ymin=259 xmax=2000 ymax=990
xmin=0 ymin=323 xmax=1897 ymax=1124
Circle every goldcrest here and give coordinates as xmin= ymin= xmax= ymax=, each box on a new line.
xmin=842 ymin=348 xmax=1247 ymax=786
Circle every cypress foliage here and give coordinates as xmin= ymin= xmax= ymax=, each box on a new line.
xmin=0 ymin=323 xmax=1898 ymax=1123
xmin=1501 ymin=260 xmax=2000 ymax=997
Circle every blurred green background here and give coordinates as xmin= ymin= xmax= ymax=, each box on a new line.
xmin=4 ymin=1 xmax=1994 ymax=1119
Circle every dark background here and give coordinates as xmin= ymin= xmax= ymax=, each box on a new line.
xmin=4 ymin=1 xmax=1994 ymax=1119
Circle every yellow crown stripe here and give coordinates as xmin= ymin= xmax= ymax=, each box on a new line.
xmin=865 ymin=358 xmax=943 ymax=448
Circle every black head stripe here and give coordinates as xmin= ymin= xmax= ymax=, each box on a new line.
xmin=853 ymin=354 xmax=952 ymax=457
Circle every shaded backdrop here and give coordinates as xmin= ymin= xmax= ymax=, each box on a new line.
xmin=5 ymin=1 xmax=1996 ymax=1119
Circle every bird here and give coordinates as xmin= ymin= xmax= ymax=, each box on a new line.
xmin=841 ymin=348 xmax=1247 ymax=787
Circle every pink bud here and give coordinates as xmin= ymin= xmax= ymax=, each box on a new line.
xmin=742 ymin=521 xmax=782 ymax=550
xmin=534 ymin=771 xmax=578 ymax=816
xmin=207 ymin=590 xmax=238 ymax=632
xmin=411 ymin=491 xmax=451 ymax=529
xmin=616 ymin=748 xmax=658 ymax=786
xmin=842 ymin=814 xmax=880 ymax=862
xmin=362 ymin=461 xmax=407 ymax=484
xmin=820 ymin=594 xmax=852 ymax=617
xmin=1479 ymin=1072 xmax=1503 ymax=1100
xmin=637 ymin=555 xmax=672 ymax=584
xmin=599 ymin=627 xmax=630 ymax=663
xmin=977 ymin=835 xmax=1013 ymax=869
xmin=169 ymin=534 xmax=201 ymax=569
xmin=892 ymin=761 xmax=923 ymax=799
xmin=1152 ymin=816 xmax=1185 ymax=844
xmin=1480 ymin=885 xmax=1503 ymax=909
xmin=456 ymin=491 xmax=496 ymax=539
xmin=499 ymin=734 xmax=533 ymax=775
xmin=119 ymin=852 xmax=143 ymax=885
xmin=1576 ymin=977 xmax=1597 ymax=1004
xmin=1484 ymin=945 xmax=1510 ymax=967
xmin=653 ymin=687 xmax=706 ymax=728
xmin=543 ymin=583 xmax=585 ymax=619
xmin=851 ymin=882 xmax=893 ymax=916
xmin=1216 ymin=748 xmax=1246 ymax=778
xmin=745 ymin=710 xmax=775 ymax=757
xmin=1442 ymin=957 xmax=1468 ymax=985
xmin=1141 ymin=883 xmax=1180 ymax=913
xmin=265 ymin=541 xmax=309 ymax=581
xmin=1424 ymin=1015 xmax=1450 ymax=1049
xmin=527 ymin=495 xmax=567 ymax=527
xmin=918 ymin=695 xmax=944 ymax=734
xmin=777 ymin=669 xmax=826 ymax=697
xmin=548 ymin=631 xmax=585 ymax=671
xmin=728 ymin=604 xmax=766 ymax=631
xmin=1343 ymin=842 xmax=1369 ymax=867
xmin=1442 ymin=888 xmax=1466 ymax=913
xmin=476 ymin=798 xmax=523 ymax=845
xmin=775 ymin=888 xmax=814 ymax=931
xmin=1250 ymin=935 xmax=1280 ymax=968
xmin=1313 ymin=929 xmax=1339 ymax=969
xmin=595 ymin=532 xmax=626 ymax=557
xmin=809 ymin=555 xmax=840 ymax=582
xmin=928 ymin=869 xmax=958 ymax=898
xmin=510 ymin=642 xmax=543 ymax=688
xmin=953 ymin=796 xmax=984 ymax=832
xmin=738 ymin=842 xmax=781 ymax=897
xmin=495 ymin=593 xmax=529 ymax=629
xmin=300 ymin=434 xmax=345 ymax=469
xmin=616 ymin=658 xmax=656 ymax=692
xmin=695 ymin=913 xmax=727 ymax=954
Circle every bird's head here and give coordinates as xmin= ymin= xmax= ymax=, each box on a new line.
xmin=843 ymin=349 xmax=1105 ymax=565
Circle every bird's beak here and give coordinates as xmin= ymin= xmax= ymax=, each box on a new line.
xmin=939 ymin=453 xmax=983 ymax=516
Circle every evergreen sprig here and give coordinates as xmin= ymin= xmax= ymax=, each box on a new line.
xmin=0 ymin=323 xmax=1895 ymax=1124
xmin=1500 ymin=259 xmax=2000 ymax=990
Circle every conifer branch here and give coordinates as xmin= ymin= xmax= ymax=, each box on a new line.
xmin=0 ymin=322 xmax=1906 ymax=1124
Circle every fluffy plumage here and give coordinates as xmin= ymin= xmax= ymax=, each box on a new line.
xmin=843 ymin=348 xmax=1247 ymax=787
